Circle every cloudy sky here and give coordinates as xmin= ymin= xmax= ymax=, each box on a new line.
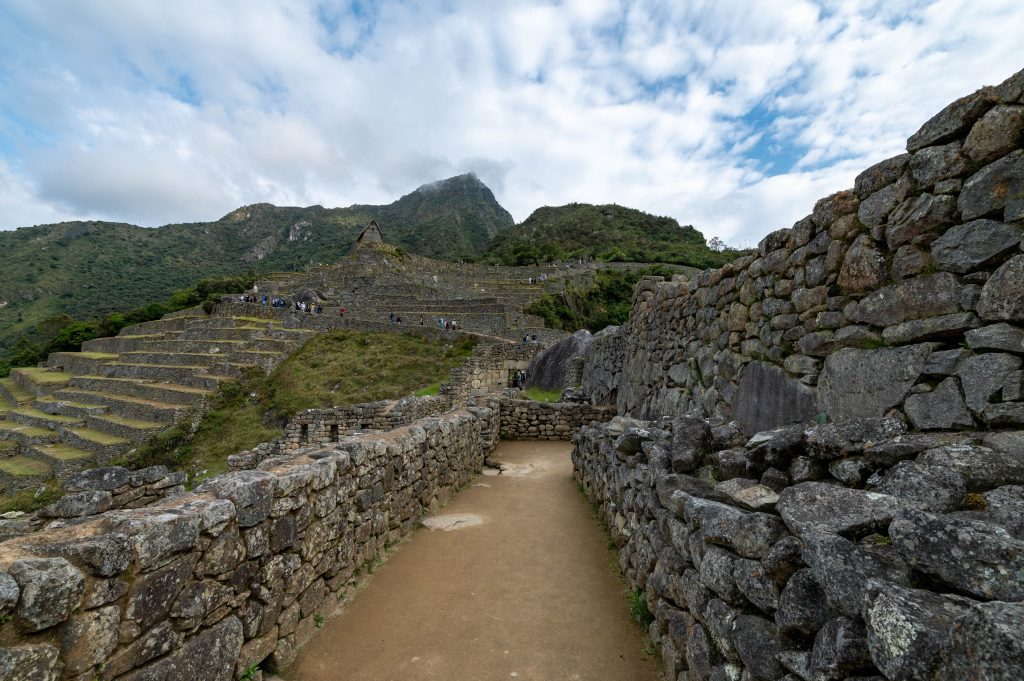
xmin=0 ymin=1 xmax=1022 ymax=246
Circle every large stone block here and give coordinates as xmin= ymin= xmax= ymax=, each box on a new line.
xmin=918 ymin=442 xmax=1024 ymax=490
xmin=845 ymin=273 xmax=965 ymax=327
xmin=977 ymin=254 xmax=1024 ymax=322
xmin=890 ymin=508 xmax=1024 ymax=601
xmin=862 ymin=580 xmax=974 ymax=681
xmin=931 ymin=219 xmax=1023 ymax=274
xmin=0 ymin=644 xmax=62 ymax=681
xmin=818 ymin=345 xmax=931 ymax=421
xmin=778 ymin=483 xmax=912 ymax=538
xmin=732 ymin=361 xmax=816 ymax=437
xmin=959 ymin=149 xmax=1024 ymax=220
xmin=964 ymin=104 xmax=1024 ymax=163
xmin=938 ymin=601 xmax=1024 ymax=680
xmin=885 ymin=192 xmax=958 ymax=249
xmin=838 ymin=234 xmax=887 ymax=292
xmin=8 ymin=558 xmax=84 ymax=632
xmin=903 ymin=376 xmax=975 ymax=430
xmin=855 ymin=154 xmax=910 ymax=198
xmin=907 ymin=87 xmax=995 ymax=151
xmin=802 ymin=532 xmax=912 ymax=617
xmin=958 ymin=352 xmax=1022 ymax=413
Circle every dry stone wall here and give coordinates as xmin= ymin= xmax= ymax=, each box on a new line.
xmin=582 ymin=68 xmax=1024 ymax=436
xmin=0 ymin=406 xmax=496 ymax=681
xmin=495 ymin=397 xmax=615 ymax=440
xmin=574 ymin=415 xmax=1024 ymax=681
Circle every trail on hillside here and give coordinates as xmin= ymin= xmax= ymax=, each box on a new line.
xmin=284 ymin=441 xmax=658 ymax=681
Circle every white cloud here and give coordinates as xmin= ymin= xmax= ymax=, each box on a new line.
xmin=0 ymin=0 xmax=1022 ymax=250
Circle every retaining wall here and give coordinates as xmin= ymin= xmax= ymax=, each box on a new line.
xmin=583 ymin=68 xmax=1024 ymax=435
xmin=0 ymin=405 xmax=497 ymax=681
xmin=574 ymin=415 xmax=1024 ymax=681
xmin=496 ymin=398 xmax=616 ymax=440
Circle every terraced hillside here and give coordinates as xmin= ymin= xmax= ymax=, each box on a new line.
xmin=0 ymin=312 xmax=311 ymax=493
xmin=251 ymin=243 xmax=650 ymax=342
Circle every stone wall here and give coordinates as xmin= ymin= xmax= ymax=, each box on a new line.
xmin=495 ymin=397 xmax=616 ymax=440
xmin=582 ymin=68 xmax=1024 ymax=435
xmin=574 ymin=414 xmax=1024 ymax=681
xmin=0 ymin=406 xmax=496 ymax=681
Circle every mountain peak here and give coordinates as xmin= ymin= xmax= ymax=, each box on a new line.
xmin=411 ymin=173 xmax=485 ymax=194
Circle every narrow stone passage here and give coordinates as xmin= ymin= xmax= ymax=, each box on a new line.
xmin=283 ymin=440 xmax=659 ymax=681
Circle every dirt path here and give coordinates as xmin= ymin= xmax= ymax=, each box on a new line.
xmin=283 ymin=440 xmax=659 ymax=681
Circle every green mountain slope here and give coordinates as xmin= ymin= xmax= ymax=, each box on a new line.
xmin=0 ymin=173 xmax=512 ymax=354
xmin=482 ymin=203 xmax=741 ymax=268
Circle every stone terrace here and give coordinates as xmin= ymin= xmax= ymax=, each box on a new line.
xmin=0 ymin=313 xmax=311 ymax=493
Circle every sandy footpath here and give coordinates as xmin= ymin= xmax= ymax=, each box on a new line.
xmin=283 ymin=440 xmax=659 ymax=681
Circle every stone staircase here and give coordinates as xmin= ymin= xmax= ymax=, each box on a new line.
xmin=0 ymin=313 xmax=311 ymax=493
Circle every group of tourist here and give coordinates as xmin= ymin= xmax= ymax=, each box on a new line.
xmin=521 ymin=334 xmax=538 ymax=344
xmin=388 ymin=312 xmax=403 ymax=325
xmin=239 ymin=294 xmax=289 ymax=308
xmin=512 ymin=370 xmax=527 ymax=389
xmin=296 ymin=301 xmax=323 ymax=314
xmin=437 ymin=317 xmax=459 ymax=331
xmin=527 ymin=274 xmax=549 ymax=284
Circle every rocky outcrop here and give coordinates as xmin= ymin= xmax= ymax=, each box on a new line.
xmin=581 ymin=68 xmax=1024 ymax=435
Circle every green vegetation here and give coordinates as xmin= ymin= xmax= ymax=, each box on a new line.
xmin=0 ymin=272 xmax=256 ymax=377
xmin=522 ymin=387 xmax=562 ymax=403
xmin=414 ymin=381 xmax=443 ymax=397
xmin=0 ymin=480 xmax=62 ymax=514
xmin=525 ymin=266 xmax=675 ymax=332
xmin=627 ymin=589 xmax=653 ymax=628
xmin=483 ymin=203 xmax=745 ymax=267
xmin=127 ymin=331 xmax=476 ymax=480
xmin=0 ymin=174 xmax=512 ymax=363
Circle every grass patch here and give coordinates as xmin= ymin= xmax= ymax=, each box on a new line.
xmin=414 ymin=381 xmax=443 ymax=397
xmin=0 ymin=480 xmax=61 ymax=514
xmin=522 ymin=387 xmax=562 ymax=403
xmin=13 ymin=367 xmax=73 ymax=383
xmin=0 ymin=455 xmax=51 ymax=477
xmin=126 ymin=331 xmax=476 ymax=480
xmin=627 ymin=589 xmax=653 ymax=628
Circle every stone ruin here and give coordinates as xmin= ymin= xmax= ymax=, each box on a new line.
xmin=0 ymin=68 xmax=1021 ymax=680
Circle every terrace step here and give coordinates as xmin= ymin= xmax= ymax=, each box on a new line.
xmin=0 ymin=455 xmax=53 ymax=479
xmin=46 ymin=351 xmax=119 ymax=374
xmin=69 ymin=376 xmax=212 ymax=406
xmin=86 ymin=414 xmax=167 ymax=443
xmin=0 ymin=377 xmax=34 ymax=406
xmin=9 ymin=368 xmax=73 ymax=396
xmin=90 ymin=362 xmax=225 ymax=387
xmin=25 ymin=444 xmax=96 ymax=478
xmin=81 ymin=334 xmax=162 ymax=354
xmin=0 ymin=455 xmax=54 ymax=493
xmin=0 ymin=420 xmax=60 ymax=446
xmin=119 ymin=316 xmax=203 ymax=335
xmin=36 ymin=396 xmax=108 ymax=420
xmin=54 ymin=389 xmax=189 ymax=422
xmin=61 ymin=428 xmax=131 ymax=460
xmin=10 ymin=406 xmax=84 ymax=431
